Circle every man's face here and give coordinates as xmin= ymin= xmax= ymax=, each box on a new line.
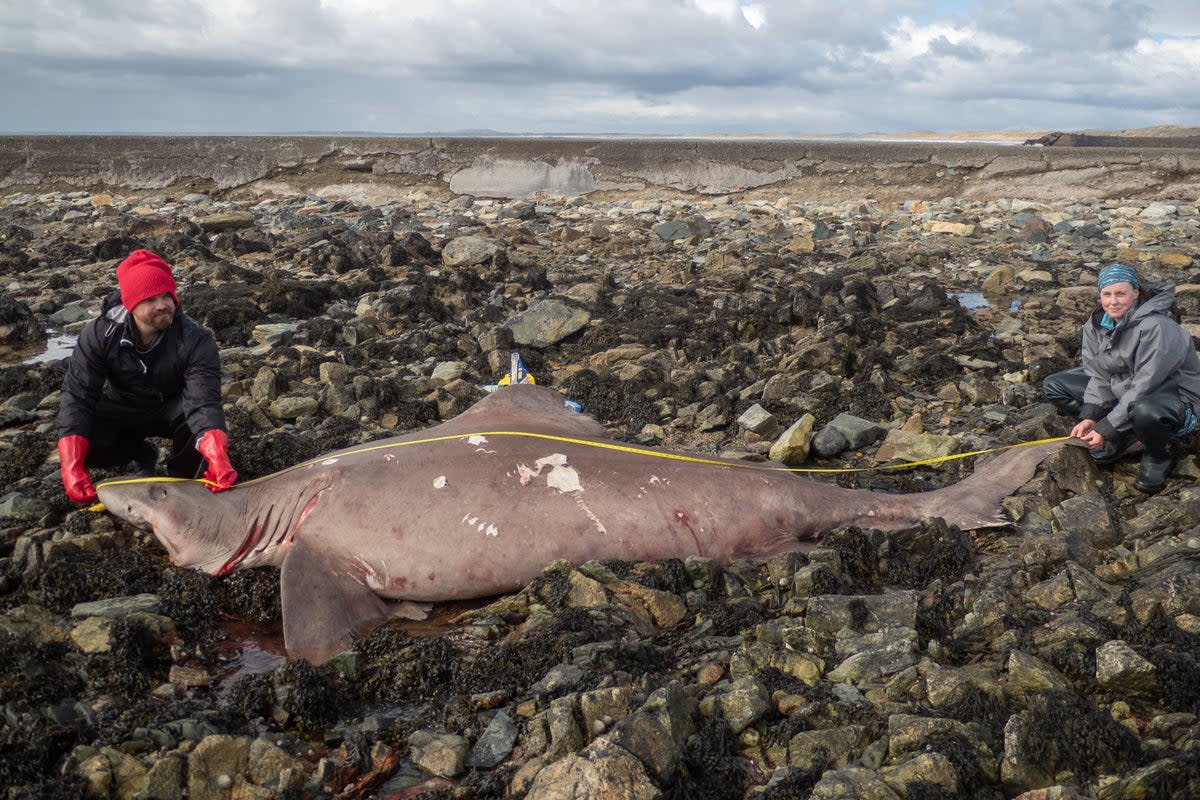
xmin=131 ymin=292 xmax=176 ymax=334
xmin=1100 ymin=282 xmax=1139 ymax=321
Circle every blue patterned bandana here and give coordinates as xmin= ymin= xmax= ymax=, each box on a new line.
xmin=1097 ymin=263 xmax=1140 ymax=291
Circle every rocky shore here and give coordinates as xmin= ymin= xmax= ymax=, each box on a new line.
xmin=2 ymin=168 xmax=1200 ymax=799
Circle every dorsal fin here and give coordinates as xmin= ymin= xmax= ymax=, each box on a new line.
xmin=431 ymin=384 xmax=607 ymax=439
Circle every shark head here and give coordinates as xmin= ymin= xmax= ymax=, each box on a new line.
xmin=96 ymin=478 xmax=246 ymax=575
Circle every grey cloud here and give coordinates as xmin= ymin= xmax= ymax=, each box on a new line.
xmin=1147 ymin=0 xmax=1200 ymax=35
xmin=0 ymin=0 xmax=1195 ymax=136
xmin=975 ymin=0 xmax=1152 ymax=52
xmin=925 ymin=36 xmax=987 ymax=61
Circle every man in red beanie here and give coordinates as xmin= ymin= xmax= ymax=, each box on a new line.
xmin=56 ymin=249 xmax=237 ymax=503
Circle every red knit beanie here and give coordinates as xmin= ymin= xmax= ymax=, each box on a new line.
xmin=116 ymin=250 xmax=179 ymax=312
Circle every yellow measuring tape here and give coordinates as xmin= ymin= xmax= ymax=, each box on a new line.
xmin=90 ymin=431 xmax=1071 ymax=512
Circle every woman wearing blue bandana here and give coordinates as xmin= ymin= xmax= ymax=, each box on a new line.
xmin=1042 ymin=264 xmax=1200 ymax=493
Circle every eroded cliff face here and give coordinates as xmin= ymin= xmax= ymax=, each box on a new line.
xmin=2 ymin=135 xmax=1198 ymax=202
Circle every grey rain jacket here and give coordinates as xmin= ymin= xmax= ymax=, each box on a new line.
xmin=1079 ymin=283 xmax=1200 ymax=440
xmin=57 ymin=290 xmax=226 ymax=440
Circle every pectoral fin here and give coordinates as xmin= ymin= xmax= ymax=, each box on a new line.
xmin=280 ymin=540 xmax=396 ymax=664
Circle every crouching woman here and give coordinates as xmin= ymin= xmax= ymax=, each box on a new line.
xmin=1043 ymin=263 xmax=1200 ymax=493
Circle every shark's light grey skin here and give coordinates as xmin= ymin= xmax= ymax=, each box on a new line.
xmin=97 ymin=385 xmax=1059 ymax=663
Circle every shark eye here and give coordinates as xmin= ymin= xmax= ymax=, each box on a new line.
xmin=149 ymin=485 xmax=169 ymax=502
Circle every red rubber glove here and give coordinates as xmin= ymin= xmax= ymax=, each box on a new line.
xmin=197 ymin=429 xmax=237 ymax=492
xmin=58 ymin=435 xmax=97 ymax=503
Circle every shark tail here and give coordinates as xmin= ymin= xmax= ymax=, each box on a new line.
xmin=905 ymin=441 xmax=1061 ymax=531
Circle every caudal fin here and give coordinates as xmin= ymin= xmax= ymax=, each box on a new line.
xmin=915 ymin=441 xmax=1061 ymax=531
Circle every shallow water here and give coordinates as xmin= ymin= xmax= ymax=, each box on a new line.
xmin=0 ymin=329 xmax=75 ymax=366
xmin=213 ymin=621 xmax=288 ymax=690
xmin=212 ymin=598 xmax=489 ymax=691
xmin=953 ymin=290 xmax=1022 ymax=313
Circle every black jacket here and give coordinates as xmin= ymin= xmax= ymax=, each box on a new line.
xmin=57 ymin=290 xmax=227 ymax=439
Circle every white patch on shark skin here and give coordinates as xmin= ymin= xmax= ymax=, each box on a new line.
xmin=433 ymin=475 xmax=448 ymax=489
xmin=353 ymin=557 xmax=386 ymax=591
xmin=322 ymin=458 xmax=338 ymax=466
xmin=463 ymin=513 xmax=501 ymax=536
xmin=384 ymin=454 xmax=395 ymax=462
xmin=515 ymin=454 xmax=585 ymax=495
xmin=575 ymin=497 xmax=608 ymax=535
xmin=465 ymin=436 xmax=496 ymax=455
xmin=634 ymin=476 xmax=669 ymax=500
xmin=517 ymin=464 xmax=539 ymax=486
xmin=547 ymin=465 xmax=583 ymax=494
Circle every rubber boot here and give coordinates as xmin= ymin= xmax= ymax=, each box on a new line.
xmin=1131 ymin=393 xmax=1184 ymax=493
xmin=1089 ymin=430 xmax=1142 ymax=465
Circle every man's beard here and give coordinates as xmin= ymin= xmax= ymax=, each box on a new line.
xmin=148 ymin=308 xmax=174 ymax=332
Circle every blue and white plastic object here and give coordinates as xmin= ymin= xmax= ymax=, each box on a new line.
xmin=498 ymin=352 xmax=536 ymax=386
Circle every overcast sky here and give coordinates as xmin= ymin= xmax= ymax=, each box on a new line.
xmin=1 ymin=0 xmax=1197 ymax=136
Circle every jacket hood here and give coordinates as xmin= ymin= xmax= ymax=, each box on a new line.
xmin=101 ymin=289 xmax=129 ymax=323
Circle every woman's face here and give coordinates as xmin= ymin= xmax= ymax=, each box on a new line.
xmin=1100 ymin=281 xmax=1139 ymax=320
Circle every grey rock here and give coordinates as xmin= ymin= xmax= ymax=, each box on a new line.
xmin=607 ymin=712 xmax=679 ymax=783
xmin=319 ymin=361 xmax=353 ymax=385
xmin=880 ymin=751 xmax=960 ymax=798
xmin=653 ymin=214 xmax=713 ymax=242
xmin=442 ymin=235 xmax=502 ymax=267
xmin=827 ymin=634 xmax=917 ymax=684
xmin=788 ymin=725 xmax=867 ymax=772
xmin=579 ymin=687 xmax=634 ymax=739
xmin=194 ymin=211 xmax=256 ymax=232
xmin=888 ymin=714 xmax=996 ymax=783
xmin=532 ymin=663 xmax=585 ymax=695
xmin=430 ymin=360 xmax=467 ymax=383
xmin=1006 ymin=649 xmax=1072 ymax=694
xmin=465 ymin=711 xmax=518 ymax=769
xmin=809 ymin=766 xmax=902 ymax=800
xmin=737 ymin=403 xmax=778 ymax=437
xmin=827 ymin=413 xmax=887 ymax=449
xmin=251 ymin=322 xmax=301 ymax=347
xmin=250 ymin=367 xmax=280 ymax=405
xmin=247 ymin=737 xmax=305 ymax=792
xmin=546 ymin=696 xmax=586 ymax=759
xmin=1052 ymin=492 xmax=1119 ymax=548
xmin=760 ymin=372 xmax=801 ymax=404
xmin=0 ymin=492 xmax=49 ymax=521
xmin=0 ymin=292 xmax=45 ymax=345
xmin=636 ymin=681 xmax=696 ymax=744
xmin=502 ymin=300 xmax=590 ymax=348
xmin=525 ymin=737 xmax=658 ymax=800
xmin=133 ymin=753 xmax=184 ymax=800
xmin=270 ymin=395 xmax=320 ymax=420
xmin=187 ymin=735 xmax=251 ymax=800
xmin=1095 ymin=639 xmax=1159 ymax=696
xmin=1000 ymin=712 xmax=1056 ymax=793
xmin=715 ymin=677 xmax=770 ymax=734
xmin=806 ymin=591 xmax=919 ymax=634
xmin=408 ymin=730 xmax=469 ymax=778
xmin=71 ymin=594 xmax=161 ymax=619
xmin=811 ymin=425 xmax=850 ymax=458
xmin=47 ymin=299 xmax=93 ymax=326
